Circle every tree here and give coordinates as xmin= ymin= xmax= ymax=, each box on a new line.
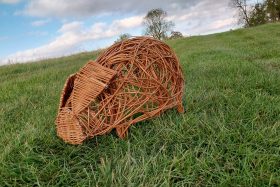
xmin=169 ymin=31 xmax=184 ymax=39
xmin=248 ymin=3 xmax=267 ymax=26
xmin=230 ymin=0 xmax=252 ymax=27
xmin=231 ymin=0 xmax=280 ymax=27
xmin=144 ymin=8 xmax=174 ymax=40
xmin=114 ymin=33 xmax=131 ymax=43
xmin=266 ymin=0 xmax=280 ymax=22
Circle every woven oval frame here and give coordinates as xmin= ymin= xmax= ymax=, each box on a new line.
xmin=56 ymin=36 xmax=185 ymax=144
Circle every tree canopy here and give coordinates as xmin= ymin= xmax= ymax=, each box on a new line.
xmin=231 ymin=0 xmax=280 ymax=27
xmin=169 ymin=31 xmax=184 ymax=39
xmin=114 ymin=33 xmax=131 ymax=43
xmin=144 ymin=9 xmax=174 ymax=40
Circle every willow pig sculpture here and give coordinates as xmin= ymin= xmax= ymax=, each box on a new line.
xmin=55 ymin=37 xmax=184 ymax=144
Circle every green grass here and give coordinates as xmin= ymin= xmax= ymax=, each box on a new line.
xmin=0 ymin=23 xmax=280 ymax=186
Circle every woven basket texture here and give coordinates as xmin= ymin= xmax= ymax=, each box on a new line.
xmin=56 ymin=37 xmax=184 ymax=144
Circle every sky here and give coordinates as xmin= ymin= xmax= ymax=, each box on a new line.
xmin=0 ymin=0 xmax=240 ymax=65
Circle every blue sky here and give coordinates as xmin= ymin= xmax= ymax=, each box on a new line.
xmin=0 ymin=0 xmax=240 ymax=65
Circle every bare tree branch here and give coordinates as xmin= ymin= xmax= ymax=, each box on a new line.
xmin=231 ymin=0 xmax=252 ymax=27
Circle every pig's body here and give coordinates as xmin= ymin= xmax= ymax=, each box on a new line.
xmin=56 ymin=37 xmax=184 ymax=145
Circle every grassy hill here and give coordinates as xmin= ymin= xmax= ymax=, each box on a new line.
xmin=0 ymin=23 xmax=279 ymax=186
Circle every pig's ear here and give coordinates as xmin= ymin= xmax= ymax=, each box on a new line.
xmin=58 ymin=73 xmax=76 ymax=110
xmin=72 ymin=61 xmax=117 ymax=115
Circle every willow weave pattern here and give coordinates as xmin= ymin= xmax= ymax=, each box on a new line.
xmin=56 ymin=37 xmax=184 ymax=144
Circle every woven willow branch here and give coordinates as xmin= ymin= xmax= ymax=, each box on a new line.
xmin=56 ymin=37 xmax=184 ymax=144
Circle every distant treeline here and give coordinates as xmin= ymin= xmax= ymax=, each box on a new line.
xmin=231 ymin=0 xmax=280 ymax=27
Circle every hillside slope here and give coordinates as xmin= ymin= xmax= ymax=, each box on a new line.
xmin=0 ymin=23 xmax=279 ymax=186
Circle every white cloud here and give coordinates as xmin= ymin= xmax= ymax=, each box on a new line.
xmin=58 ymin=21 xmax=83 ymax=33
xmin=111 ymin=16 xmax=143 ymax=29
xmin=1 ymin=15 xmax=143 ymax=64
xmin=20 ymin=0 xmax=238 ymax=36
xmin=31 ymin=19 xmax=50 ymax=27
xmin=168 ymin=0 xmax=238 ymax=35
xmin=209 ymin=18 xmax=236 ymax=30
xmin=0 ymin=0 xmax=240 ymax=65
xmin=21 ymin=0 xmax=196 ymax=18
xmin=0 ymin=0 xmax=20 ymax=4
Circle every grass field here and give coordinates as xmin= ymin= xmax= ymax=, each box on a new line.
xmin=0 ymin=23 xmax=279 ymax=186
